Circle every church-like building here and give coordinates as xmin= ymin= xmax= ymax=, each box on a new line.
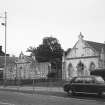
xmin=62 ymin=33 xmax=105 ymax=80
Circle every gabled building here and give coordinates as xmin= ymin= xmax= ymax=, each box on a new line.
xmin=15 ymin=52 xmax=51 ymax=80
xmin=62 ymin=33 xmax=105 ymax=80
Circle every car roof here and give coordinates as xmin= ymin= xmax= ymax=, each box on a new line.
xmin=75 ymin=75 xmax=102 ymax=78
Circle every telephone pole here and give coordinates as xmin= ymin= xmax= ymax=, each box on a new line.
xmin=0 ymin=11 xmax=7 ymax=86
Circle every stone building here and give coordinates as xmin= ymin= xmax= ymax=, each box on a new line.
xmin=14 ymin=52 xmax=51 ymax=80
xmin=62 ymin=33 xmax=105 ymax=80
xmin=0 ymin=46 xmax=51 ymax=80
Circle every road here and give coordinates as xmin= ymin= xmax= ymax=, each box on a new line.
xmin=0 ymin=90 xmax=105 ymax=105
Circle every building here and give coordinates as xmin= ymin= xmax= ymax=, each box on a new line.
xmin=0 ymin=45 xmax=10 ymax=79
xmin=0 ymin=45 xmax=51 ymax=80
xmin=14 ymin=52 xmax=51 ymax=80
xmin=62 ymin=33 xmax=105 ymax=80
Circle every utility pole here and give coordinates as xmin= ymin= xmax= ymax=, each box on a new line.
xmin=0 ymin=11 xmax=7 ymax=86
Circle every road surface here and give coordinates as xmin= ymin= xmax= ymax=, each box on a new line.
xmin=0 ymin=90 xmax=105 ymax=105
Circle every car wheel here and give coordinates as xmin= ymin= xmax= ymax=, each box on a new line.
xmin=67 ymin=90 xmax=70 ymax=96
xmin=64 ymin=85 xmax=70 ymax=92
xmin=98 ymin=92 xmax=102 ymax=96
xmin=71 ymin=90 xmax=76 ymax=96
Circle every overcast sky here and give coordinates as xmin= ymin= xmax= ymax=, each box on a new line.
xmin=0 ymin=0 xmax=105 ymax=56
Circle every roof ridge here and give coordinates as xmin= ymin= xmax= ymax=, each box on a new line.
xmin=85 ymin=40 xmax=105 ymax=45
xmin=84 ymin=40 xmax=105 ymax=53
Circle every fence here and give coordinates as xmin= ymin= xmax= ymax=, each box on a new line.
xmin=0 ymin=78 xmax=66 ymax=87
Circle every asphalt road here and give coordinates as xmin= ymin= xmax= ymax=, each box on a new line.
xmin=0 ymin=90 xmax=105 ymax=105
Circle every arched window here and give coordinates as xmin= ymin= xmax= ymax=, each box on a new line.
xmin=77 ymin=61 xmax=84 ymax=71
xmin=90 ymin=62 xmax=95 ymax=71
xmin=77 ymin=61 xmax=84 ymax=76
xmin=68 ymin=63 xmax=73 ymax=78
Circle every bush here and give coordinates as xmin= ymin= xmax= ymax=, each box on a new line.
xmin=91 ymin=69 xmax=105 ymax=80
xmin=47 ymin=72 xmax=56 ymax=79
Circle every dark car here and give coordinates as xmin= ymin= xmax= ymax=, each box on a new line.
xmin=63 ymin=75 xmax=105 ymax=96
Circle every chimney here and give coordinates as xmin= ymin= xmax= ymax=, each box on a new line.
xmin=0 ymin=46 xmax=2 ymax=51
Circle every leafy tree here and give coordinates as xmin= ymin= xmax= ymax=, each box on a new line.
xmin=27 ymin=46 xmax=37 ymax=56
xmin=27 ymin=36 xmax=64 ymax=79
xmin=43 ymin=36 xmax=63 ymax=58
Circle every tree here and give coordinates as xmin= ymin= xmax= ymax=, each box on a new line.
xmin=27 ymin=46 xmax=37 ymax=56
xmin=27 ymin=36 xmax=63 ymax=61
xmin=43 ymin=36 xmax=63 ymax=58
xmin=27 ymin=36 xmax=64 ymax=79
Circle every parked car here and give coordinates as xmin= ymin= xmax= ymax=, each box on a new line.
xmin=63 ymin=75 xmax=105 ymax=96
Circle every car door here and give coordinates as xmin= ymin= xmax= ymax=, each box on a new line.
xmin=93 ymin=76 xmax=105 ymax=93
xmin=84 ymin=77 xmax=95 ymax=93
xmin=87 ymin=76 xmax=105 ymax=93
xmin=71 ymin=77 xmax=85 ymax=92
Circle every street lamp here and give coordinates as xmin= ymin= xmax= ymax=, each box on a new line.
xmin=0 ymin=11 xmax=7 ymax=86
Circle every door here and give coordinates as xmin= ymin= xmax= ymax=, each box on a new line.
xmin=84 ymin=77 xmax=95 ymax=93
xmin=71 ymin=77 xmax=85 ymax=92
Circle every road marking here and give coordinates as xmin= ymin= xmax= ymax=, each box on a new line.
xmin=0 ymin=101 xmax=15 ymax=105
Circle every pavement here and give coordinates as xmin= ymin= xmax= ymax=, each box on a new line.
xmin=0 ymin=86 xmax=63 ymax=94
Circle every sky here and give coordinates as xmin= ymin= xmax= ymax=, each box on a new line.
xmin=0 ymin=0 xmax=105 ymax=56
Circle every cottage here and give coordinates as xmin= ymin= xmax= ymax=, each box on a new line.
xmin=62 ymin=33 xmax=105 ymax=80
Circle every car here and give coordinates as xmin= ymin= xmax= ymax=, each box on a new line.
xmin=63 ymin=75 xmax=105 ymax=96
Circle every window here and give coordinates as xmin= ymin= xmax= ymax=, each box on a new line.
xmin=74 ymin=77 xmax=84 ymax=83
xmin=68 ymin=63 xmax=73 ymax=78
xmin=84 ymin=77 xmax=94 ymax=83
xmin=95 ymin=76 xmax=104 ymax=84
xmin=77 ymin=61 xmax=84 ymax=71
xmin=90 ymin=62 xmax=95 ymax=71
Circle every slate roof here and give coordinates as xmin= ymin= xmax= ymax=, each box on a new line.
xmin=0 ymin=56 xmax=17 ymax=68
xmin=85 ymin=40 xmax=105 ymax=53
xmin=16 ymin=54 xmax=33 ymax=64
xmin=65 ymin=48 xmax=71 ymax=56
xmin=16 ymin=51 xmax=37 ymax=64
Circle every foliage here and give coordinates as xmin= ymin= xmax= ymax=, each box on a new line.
xmin=91 ymin=69 xmax=105 ymax=80
xmin=26 ymin=46 xmax=37 ymax=56
xmin=27 ymin=36 xmax=64 ymax=78
xmin=47 ymin=72 xmax=56 ymax=78
xmin=27 ymin=36 xmax=63 ymax=62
